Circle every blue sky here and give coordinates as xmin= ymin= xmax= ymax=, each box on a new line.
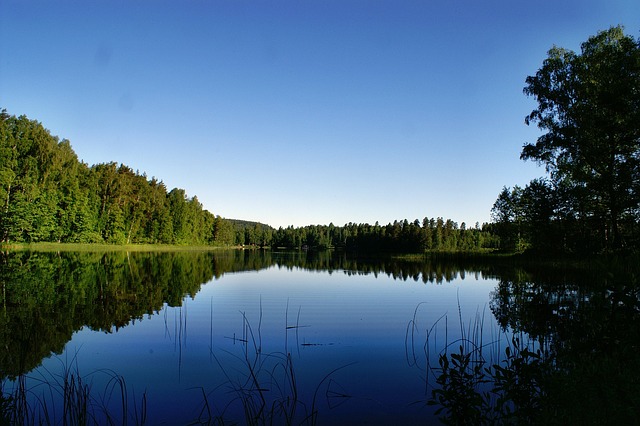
xmin=1 ymin=0 xmax=639 ymax=228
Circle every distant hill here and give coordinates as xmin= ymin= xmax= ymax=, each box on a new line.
xmin=228 ymin=219 xmax=274 ymax=230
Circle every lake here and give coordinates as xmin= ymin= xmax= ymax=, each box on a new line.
xmin=2 ymin=250 xmax=639 ymax=424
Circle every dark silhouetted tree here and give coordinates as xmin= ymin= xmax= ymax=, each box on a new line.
xmin=522 ymin=26 xmax=640 ymax=250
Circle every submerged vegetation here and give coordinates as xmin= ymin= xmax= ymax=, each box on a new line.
xmin=1 ymin=360 xmax=148 ymax=426
xmin=1 ymin=250 xmax=388 ymax=424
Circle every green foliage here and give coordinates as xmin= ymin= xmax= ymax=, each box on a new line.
xmin=0 ymin=109 xmax=505 ymax=252
xmin=429 ymin=345 xmax=490 ymax=425
xmin=0 ymin=108 xmax=499 ymax=251
xmin=271 ymin=219 xmax=495 ymax=253
xmin=428 ymin=337 xmax=546 ymax=425
xmin=497 ymin=27 xmax=640 ymax=253
xmin=487 ymin=267 xmax=640 ymax=424
xmin=415 ymin=256 xmax=640 ymax=424
xmin=0 ymin=110 xmax=237 ymax=246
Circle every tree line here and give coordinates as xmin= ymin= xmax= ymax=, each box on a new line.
xmin=5 ymin=28 xmax=635 ymax=254
xmin=270 ymin=219 xmax=497 ymax=252
xmin=491 ymin=26 xmax=640 ymax=254
xmin=0 ymin=110 xmax=497 ymax=252
xmin=211 ymin=218 xmax=498 ymax=253
xmin=0 ymin=110 xmax=237 ymax=246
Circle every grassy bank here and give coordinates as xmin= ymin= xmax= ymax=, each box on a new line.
xmin=0 ymin=242 xmax=236 ymax=252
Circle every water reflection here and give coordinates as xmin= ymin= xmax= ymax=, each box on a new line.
xmin=0 ymin=249 xmax=503 ymax=381
xmin=490 ymin=267 xmax=640 ymax=356
xmin=484 ymin=267 xmax=640 ymax=424
xmin=2 ymin=250 xmax=637 ymax=424
xmin=0 ymin=250 xmax=217 ymax=379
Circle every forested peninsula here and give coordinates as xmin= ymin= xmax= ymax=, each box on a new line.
xmin=0 ymin=109 xmax=496 ymax=252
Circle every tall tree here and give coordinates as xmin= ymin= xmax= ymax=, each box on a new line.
xmin=522 ymin=26 xmax=640 ymax=250
xmin=491 ymin=186 xmax=528 ymax=252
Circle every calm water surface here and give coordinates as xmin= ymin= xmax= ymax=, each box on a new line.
xmin=1 ymin=251 xmax=514 ymax=424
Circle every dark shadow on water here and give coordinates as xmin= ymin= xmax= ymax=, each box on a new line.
xmin=408 ymin=267 xmax=640 ymax=425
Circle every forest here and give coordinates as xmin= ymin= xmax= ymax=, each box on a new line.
xmin=0 ymin=110 xmax=496 ymax=252
xmin=0 ymin=109 xmax=230 ymax=246
xmin=491 ymin=27 xmax=640 ymax=255
xmin=2 ymin=27 xmax=638 ymax=256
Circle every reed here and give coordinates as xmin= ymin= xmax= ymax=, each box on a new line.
xmin=406 ymin=299 xmax=548 ymax=424
xmin=0 ymin=357 xmax=147 ymax=426
xmin=199 ymin=303 xmax=354 ymax=425
xmin=1 ymin=304 xmax=353 ymax=425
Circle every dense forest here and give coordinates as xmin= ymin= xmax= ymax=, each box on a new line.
xmin=491 ymin=27 xmax=640 ymax=255
xmin=270 ymin=219 xmax=497 ymax=252
xmin=0 ymin=110 xmax=496 ymax=252
xmin=0 ymin=110 xmax=234 ymax=246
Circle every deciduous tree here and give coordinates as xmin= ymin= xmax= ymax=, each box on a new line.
xmin=522 ymin=26 xmax=640 ymax=250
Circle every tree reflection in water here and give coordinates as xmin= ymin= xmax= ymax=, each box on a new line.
xmin=0 ymin=249 xmax=501 ymax=380
xmin=424 ymin=264 xmax=640 ymax=424
xmin=3 ymin=250 xmax=638 ymax=424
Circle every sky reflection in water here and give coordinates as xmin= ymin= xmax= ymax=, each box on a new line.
xmin=40 ymin=264 xmax=500 ymax=424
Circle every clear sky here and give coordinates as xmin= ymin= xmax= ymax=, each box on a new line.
xmin=1 ymin=1 xmax=638 ymax=228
